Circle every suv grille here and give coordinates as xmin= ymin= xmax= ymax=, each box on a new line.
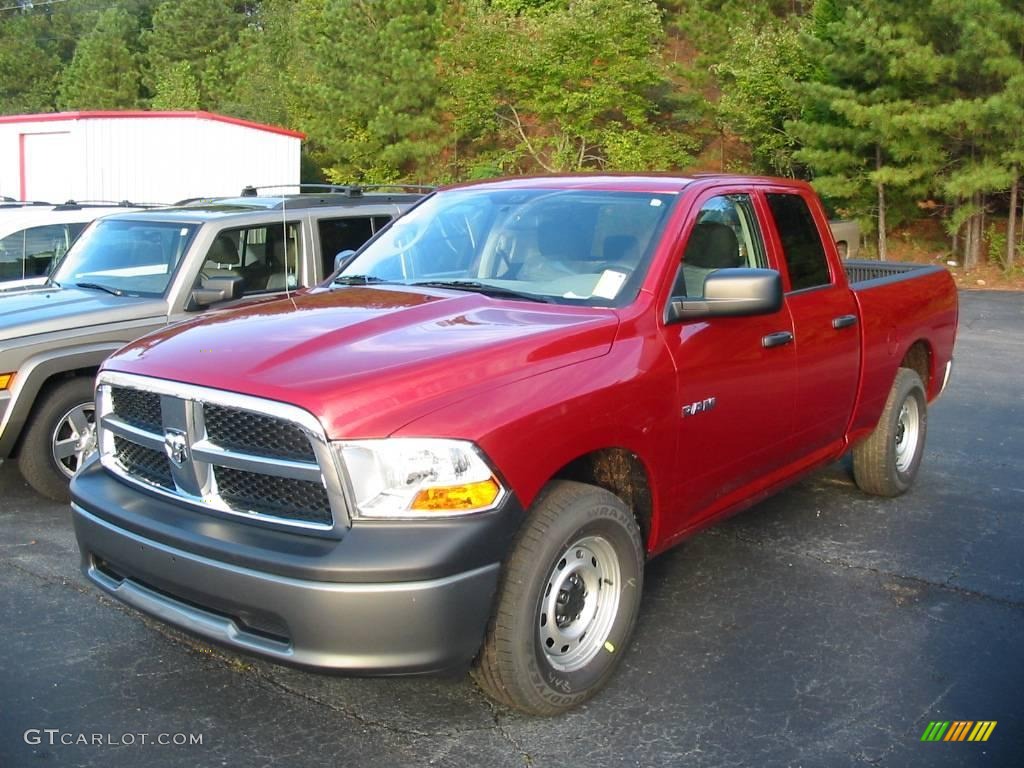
xmin=97 ymin=375 xmax=341 ymax=531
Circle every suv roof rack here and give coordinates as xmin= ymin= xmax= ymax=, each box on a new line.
xmin=51 ymin=199 xmax=164 ymax=211
xmin=240 ymin=183 xmax=436 ymax=198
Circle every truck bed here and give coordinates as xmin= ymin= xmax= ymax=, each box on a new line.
xmin=843 ymin=260 xmax=943 ymax=287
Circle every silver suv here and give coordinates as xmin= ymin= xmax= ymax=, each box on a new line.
xmin=0 ymin=188 xmax=424 ymax=500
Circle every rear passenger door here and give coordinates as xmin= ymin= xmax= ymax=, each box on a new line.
xmin=316 ymin=214 xmax=393 ymax=281
xmin=762 ymin=189 xmax=860 ymax=458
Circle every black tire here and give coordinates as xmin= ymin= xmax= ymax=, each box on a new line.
xmin=472 ymin=480 xmax=644 ymax=715
xmin=853 ymin=368 xmax=927 ymax=497
xmin=17 ymin=376 xmax=96 ymax=503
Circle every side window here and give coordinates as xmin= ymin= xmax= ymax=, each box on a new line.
xmin=765 ymin=193 xmax=831 ymax=291
xmin=318 ymin=216 xmax=374 ymax=276
xmin=675 ymin=194 xmax=766 ymax=298
xmin=0 ymin=224 xmax=72 ymax=279
xmin=201 ymin=223 xmax=300 ymax=296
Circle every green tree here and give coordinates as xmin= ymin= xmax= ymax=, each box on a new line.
xmin=441 ymin=0 xmax=692 ymax=176
xmin=296 ymin=0 xmax=444 ymax=183
xmin=714 ymin=21 xmax=814 ymax=176
xmin=143 ymin=0 xmax=247 ymax=110
xmin=57 ymin=7 xmax=144 ymax=110
xmin=150 ymin=61 xmax=201 ymax=110
xmin=0 ymin=11 xmax=61 ymax=113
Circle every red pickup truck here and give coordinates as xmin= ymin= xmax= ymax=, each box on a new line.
xmin=70 ymin=175 xmax=958 ymax=715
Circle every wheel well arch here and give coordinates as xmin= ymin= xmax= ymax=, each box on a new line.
xmin=7 ymin=365 xmax=99 ymax=457
xmin=900 ymin=339 xmax=933 ymax=395
xmin=549 ymin=447 xmax=654 ymax=547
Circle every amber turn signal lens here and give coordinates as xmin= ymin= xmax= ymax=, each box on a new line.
xmin=411 ymin=477 xmax=501 ymax=512
xmin=0 ymin=373 xmax=13 ymax=390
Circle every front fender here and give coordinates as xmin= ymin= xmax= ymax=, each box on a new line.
xmin=0 ymin=344 xmax=123 ymax=457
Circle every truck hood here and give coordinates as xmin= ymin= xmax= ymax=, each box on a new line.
xmin=106 ymin=285 xmax=619 ymax=438
xmin=0 ymin=285 xmax=165 ymax=342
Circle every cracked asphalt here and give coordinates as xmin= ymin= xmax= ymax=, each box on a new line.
xmin=1 ymin=290 xmax=1022 ymax=767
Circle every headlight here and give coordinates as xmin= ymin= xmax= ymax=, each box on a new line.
xmin=334 ymin=438 xmax=504 ymax=518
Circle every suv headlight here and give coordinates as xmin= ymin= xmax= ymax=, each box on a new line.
xmin=334 ymin=438 xmax=504 ymax=518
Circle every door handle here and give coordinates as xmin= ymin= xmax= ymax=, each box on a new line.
xmin=762 ymin=331 xmax=794 ymax=348
xmin=832 ymin=314 xmax=857 ymax=329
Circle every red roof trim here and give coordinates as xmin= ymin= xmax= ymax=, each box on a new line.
xmin=0 ymin=110 xmax=305 ymax=139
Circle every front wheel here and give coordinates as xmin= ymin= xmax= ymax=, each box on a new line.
xmin=853 ymin=368 xmax=928 ymax=497
xmin=17 ymin=377 xmax=97 ymax=502
xmin=472 ymin=480 xmax=644 ymax=715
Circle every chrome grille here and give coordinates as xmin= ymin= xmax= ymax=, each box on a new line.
xmin=111 ymin=387 xmax=162 ymax=432
xmin=96 ymin=372 xmax=347 ymax=532
xmin=204 ymin=404 xmax=316 ymax=462
xmin=113 ymin=436 xmax=174 ymax=489
xmin=216 ymin=467 xmax=333 ymax=524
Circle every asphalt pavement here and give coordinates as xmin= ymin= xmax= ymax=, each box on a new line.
xmin=1 ymin=290 xmax=1022 ymax=767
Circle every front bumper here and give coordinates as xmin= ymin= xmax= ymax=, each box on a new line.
xmin=71 ymin=460 xmax=524 ymax=674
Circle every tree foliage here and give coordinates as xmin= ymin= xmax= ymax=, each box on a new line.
xmin=58 ymin=7 xmax=144 ymax=110
xmin=2 ymin=0 xmax=1024 ymax=268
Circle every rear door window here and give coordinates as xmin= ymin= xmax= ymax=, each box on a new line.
xmin=765 ymin=193 xmax=832 ymax=291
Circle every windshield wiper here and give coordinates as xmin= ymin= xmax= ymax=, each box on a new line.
xmin=74 ymin=281 xmax=124 ymax=296
xmin=411 ymin=280 xmax=552 ymax=303
xmin=332 ymin=274 xmax=394 ymax=286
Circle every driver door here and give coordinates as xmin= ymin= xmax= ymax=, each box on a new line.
xmin=660 ymin=190 xmax=798 ymax=536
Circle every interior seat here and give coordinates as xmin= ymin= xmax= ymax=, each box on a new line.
xmin=676 ymin=220 xmax=742 ymax=297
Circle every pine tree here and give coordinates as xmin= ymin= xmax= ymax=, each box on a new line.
xmin=57 ymin=7 xmax=144 ymax=110
xmin=295 ymin=0 xmax=444 ymax=183
xmin=143 ymin=0 xmax=247 ymax=110
xmin=0 ymin=10 xmax=62 ymax=113
xmin=150 ymin=61 xmax=201 ymax=110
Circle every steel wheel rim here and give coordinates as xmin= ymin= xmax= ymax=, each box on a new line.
xmin=538 ymin=535 xmax=621 ymax=672
xmin=894 ymin=396 xmax=920 ymax=474
xmin=51 ymin=402 xmax=97 ymax=479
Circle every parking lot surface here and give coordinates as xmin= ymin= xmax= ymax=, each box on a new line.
xmin=1 ymin=290 xmax=1022 ymax=767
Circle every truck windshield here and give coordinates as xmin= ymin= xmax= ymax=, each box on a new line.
xmin=51 ymin=219 xmax=198 ymax=298
xmin=338 ymin=188 xmax=676 ymax=306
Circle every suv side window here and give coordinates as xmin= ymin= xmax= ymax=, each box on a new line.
xmin=0 ymin=223 xmax=75 ymax=279
xmin=317 ymin=216 xmax=376 ymax=276
xmin=674 ymin=194 xmax=766 ymax=298
xmin=201 ymin=223 xmax=300 ymax=296
xmin=765 ymin=193 xmax=831 ymax=291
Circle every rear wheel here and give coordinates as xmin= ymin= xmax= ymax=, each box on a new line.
xmin=472 ymin=480 xmax=644 ymax=715
xmin=17 ymin=377 xmax=96 ymax=503
xmin=853 ymin=368 xmax=927 ymax=497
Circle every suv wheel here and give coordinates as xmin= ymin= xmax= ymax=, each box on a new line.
xmin=472 ymin=480 xmax=644 ymax=715
xmin=18 ymin=377 xmax=96 ymax=502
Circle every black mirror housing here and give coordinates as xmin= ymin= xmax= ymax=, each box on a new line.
xmin=190 ymin=275 xmax=245 ymax=308
xmin=667 ymin=268 xmax=782 ymax=322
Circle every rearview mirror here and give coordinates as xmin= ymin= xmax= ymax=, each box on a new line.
xmin=190 ymin=275 xmax=244 ymax=308
xmin=667 ymin=268 xmax=782 ymax=322
xmin=334 ymin=249 xmax=357 ymax=273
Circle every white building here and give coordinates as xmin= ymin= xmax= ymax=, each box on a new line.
xmin=0 ymin=110 xmax=303 ymax=205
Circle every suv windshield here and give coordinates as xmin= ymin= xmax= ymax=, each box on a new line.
xmin=51 ymin=219 xmax=198 ymax=297
xmin=338 ymin=188 xmax=676 ymax=306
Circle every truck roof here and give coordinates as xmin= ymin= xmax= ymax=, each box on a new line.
xmin=443 ymin=173 xmax=812 ymax=194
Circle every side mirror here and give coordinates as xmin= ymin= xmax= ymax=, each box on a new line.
xmin=334 ymin=249 xmax=357 ymax=273
xmin=190 ymin=275 xmax=244 ymax=308
xmin=667 ymin=268 xmax=782 ymax=322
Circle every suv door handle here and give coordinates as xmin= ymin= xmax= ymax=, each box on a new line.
xmin=832 ymin=314 xmax=857 ymax=329
xmin=762 ymin=331 xmax=794 ymax=348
